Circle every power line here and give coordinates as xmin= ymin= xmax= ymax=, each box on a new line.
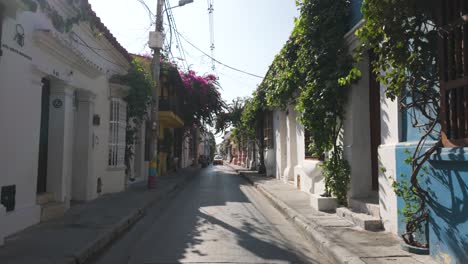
xmin=136 ymin=0 xmax=156 ymax=24
xmin=135 ymin=0 xmax=263 ymax=79
xmin=70 ymin=32 xmax=128 ymax=70
xmin=173 ymin=29 xmax=264 ymax=79
xmin=207 ymin=0 xmax=215 ymax=71
xmin=165 ymin=2 xmax=189 ymax=70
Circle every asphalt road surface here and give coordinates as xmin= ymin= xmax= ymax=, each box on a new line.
xmin=89 ymin=165 xmax=331 ymax=264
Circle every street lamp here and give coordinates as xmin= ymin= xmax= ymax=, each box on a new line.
xmin=178 ymin=0 xmax=194 ymax=7
xmin=164 ymin=0 xmax=194 ymax=14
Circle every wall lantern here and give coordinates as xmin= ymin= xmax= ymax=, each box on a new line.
xmin=93 ymin=114 xmax=101 ymax=126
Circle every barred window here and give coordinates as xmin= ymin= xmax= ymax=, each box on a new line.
xmin=108 ymin=98 xmax=127 ymax=167
xmin=438 ymin=0 xmax=468 ymax=147
xmin=263 ymin=111 xmax=274 ymax=149
xmin=304 ymin=129 xmax=323 ymax=160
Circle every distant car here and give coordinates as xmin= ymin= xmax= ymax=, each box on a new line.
xmin=213 ymin=155 xmax=223 ymax=165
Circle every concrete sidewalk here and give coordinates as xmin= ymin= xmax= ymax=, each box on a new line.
xmin=0 ymin=167 xmax=199 ymax=264
xmin=227 ymin=164 xmax=437 ymax=264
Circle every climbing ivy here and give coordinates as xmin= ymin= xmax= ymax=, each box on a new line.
xmin=357 ymin=0 xmax=441 ymax=247
xmin=255 ymin=0 xmax=356 ymax=203
xmin=22 ymin=0 xmax=92 ymax=33
xmin=354 ymin=0 xmax=440 ymax=247
xmin=240 ymin=89 xmax=268 ymax=173
xmin=111 ymin=57 xmax=153 ymax=173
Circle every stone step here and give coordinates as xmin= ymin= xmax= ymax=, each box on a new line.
xmin=40 ymin=202 xmax=65 ymax=222
xmin=36 ymin=193 xmax=55 ymax=205
xmin=349 ymin=198 xmax=381 ymax=218
xmin=336 ymin=207 xmax=383 ymax=232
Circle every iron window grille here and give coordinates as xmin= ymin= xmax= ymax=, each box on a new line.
xmin=437 ymin=0 xmax=468 ymax=147
xmin=108 ymin=98 xmax=127 ymax=167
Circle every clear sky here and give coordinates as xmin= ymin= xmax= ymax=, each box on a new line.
xmin=89 ymin=0 xmax=298 ymax=141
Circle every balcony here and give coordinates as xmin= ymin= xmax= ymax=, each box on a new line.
xmin=159 ymin=96 xmax=184 ymax=128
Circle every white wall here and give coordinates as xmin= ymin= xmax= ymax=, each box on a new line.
xmin=0 ymin=13 xmax=43 ymax=237
xmin=0 ymin=4 xmax=129 ymax=238
xmin=293 ymin=117 xmax=326 ymax=195
xmin=378 ymin=85 xmax=400 ymax=234
xmin=342 ymin=54 xmax=373 ymax=199
xmin=274 ymin=110 xmax=288 ymax=181
xmin=284 ymin=105 xmax=298 ymax=181
xmin=378 ymin=144 xmax=398 ymax=234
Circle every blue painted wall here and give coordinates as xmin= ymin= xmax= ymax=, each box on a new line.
xmin=395 ymin=117 xmax=468 ymax=263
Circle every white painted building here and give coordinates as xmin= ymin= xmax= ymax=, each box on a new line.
xmin=256 ymin=18 xmax=399 ymax=233
xmin=0 ymin=0 xmax=131 ymax=245
xmin=263 ymin=107 xmax=334 ymax=209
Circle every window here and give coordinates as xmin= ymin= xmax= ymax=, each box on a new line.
xmin=108 ymin=98 xmax=127 ymax=167
xmin=437 ymin=1 xmax=468 ymax=147
xmin=304 ymin=129 xmax=323 ymax=160
xmin=263 ymin=111 xmax=274 ymax=149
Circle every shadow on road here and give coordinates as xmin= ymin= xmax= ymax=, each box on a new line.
xmin=116 ymin=166 xmax=323 ymax=264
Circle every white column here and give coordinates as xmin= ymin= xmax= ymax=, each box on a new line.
xmin=277 ymin=111 xmax=288 ymax=181
xmin=283 ymin=105 xmax=297 ymax=181
xmin=72 ymin=91 xmax=96 ymax=201
xmin=134 ymin=122 xmax=147 ymax=180
xmin=47 ymin=83 xmax=75 ymax=207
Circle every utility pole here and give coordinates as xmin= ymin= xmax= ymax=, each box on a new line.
xmin=147 ymin=0 xmax=165 ymax=188
xmin=147 ymin=0 xmax=193 ymax=188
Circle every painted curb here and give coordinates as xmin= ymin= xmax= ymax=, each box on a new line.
xmin=70 ymin=169 xmax=196 ymax=264
xmin=235 ymin=170 xmax=365 ymax=264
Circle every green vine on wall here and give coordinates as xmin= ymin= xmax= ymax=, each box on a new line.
xmin=391 ymin=150 xmax=430 ymax=247
xmin=111 ymin=57 xmax=153 ymax=173
xmin=22 ymin=0 xmax=91 ymax=33
xmin=255 ymin=0 xmax=357 ymax=204
xmin=354 ymin=0 xmax=441 ymax=247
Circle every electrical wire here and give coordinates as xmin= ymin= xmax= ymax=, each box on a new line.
xmin=70 ymin=32 xmax=129 ymax=70
xmin=135 ymin=0 xmax=263 ymax=79
xmin=172 ymin=29 xmax=264 ymax=79
xmin=136 ymin=0 xmax=156 ymax=25
xmin=165 ymin=3 xmax=189 ymax=70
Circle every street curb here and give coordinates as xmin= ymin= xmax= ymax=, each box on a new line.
xmin=234 ymin=169 xmax=365 ymax=264
xmin=70 ymin=168 xmax=197 ymax=264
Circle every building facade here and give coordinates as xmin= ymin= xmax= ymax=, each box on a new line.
xmin=252 ymin=1 xmax=468 ymax=263
xmin=0 ymin=0 xmax=131 ymax=245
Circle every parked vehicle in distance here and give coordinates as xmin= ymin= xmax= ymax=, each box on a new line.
xmin=213 ymin=155 xmax=223 ymax=165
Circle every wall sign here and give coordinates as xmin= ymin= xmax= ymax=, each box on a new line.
xmin=52 ymin=98 xmax=63 ymax=109
xmin=14 ymin=24 xmax=25 ymax=47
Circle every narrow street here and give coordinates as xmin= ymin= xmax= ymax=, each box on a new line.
xmin=89 ymin=165 xmax=331 ymax=264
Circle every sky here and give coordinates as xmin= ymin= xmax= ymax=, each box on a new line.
xmin=89 ymin=0 xmax=299 ymax=140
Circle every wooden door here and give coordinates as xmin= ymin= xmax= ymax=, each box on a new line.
xmin=37 ymin=79 xmax=50 ymax=194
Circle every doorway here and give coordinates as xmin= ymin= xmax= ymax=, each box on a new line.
xmin=37 ymin=78 xmax=50 ymax=194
